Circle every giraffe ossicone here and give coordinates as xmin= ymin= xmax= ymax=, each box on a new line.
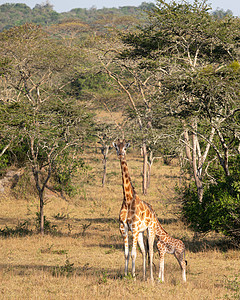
xmin=113 ymin=139 xmax=187 ymax=282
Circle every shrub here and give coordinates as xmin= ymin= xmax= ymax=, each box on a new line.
xmin=182 ymin=156 xmax=240 ymax=244
xmin=0 ymin=220 xmax=32 ymax=237
xmin=35 ymin=212 xmax=57 ymax=234
xmin=52 ymin=155 xmax=84 ymax=197
xmin=52 ymin=257 xmax=74 ymax=277
xmin=182 ymin=179 xmax=240 ymax=243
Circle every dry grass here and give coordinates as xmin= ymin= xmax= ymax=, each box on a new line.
xmin=0 ymin=148 xmax=239 ymax=299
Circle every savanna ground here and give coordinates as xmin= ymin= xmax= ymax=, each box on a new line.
xmin=0 ymin=146 xmax=239 ymax=299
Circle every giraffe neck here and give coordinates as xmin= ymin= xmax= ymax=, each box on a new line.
xmin=119 ymin=156 xmax=135 ymax=204
xmin=156 ymin=219 xmax=169 ymax=240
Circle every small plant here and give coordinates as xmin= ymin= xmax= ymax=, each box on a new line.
xmin=53 ymin=212 xmax=69 ymax=220
xmin=0 ymin=220 xmax=32 ymax=237
xmin=225 ymin=275 xmax=240 ymax=299
xmin=35 ymin=212 xmax=57 ymax=234
xmin=52 ymin=256 xmax=74 ymax=277
xmin=123 ymin=273 xmax=135 ymax=281
xmin=105 ymin=244 xmax=116 ymax=254
xmin=40 ymin=243 xmax=54 ymax=253
xmin=67 ymin=223 xmax=73 ymax=235
xmin=52 ymin=249 xmax=68 ymax=255
xmin=40 ymin=244 xmax=68 ymax=255
xmin=98 ymin=270 xmax=108 ymax=284
xmin=81 ymin=222 xmax=91 ymax=236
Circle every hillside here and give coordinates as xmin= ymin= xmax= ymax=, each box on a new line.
xmin=0 ymin=2 xmax=153 ymax=31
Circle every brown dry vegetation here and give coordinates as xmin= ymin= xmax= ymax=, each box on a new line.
xmin=0 ymin=147 xmax=239 ymax=299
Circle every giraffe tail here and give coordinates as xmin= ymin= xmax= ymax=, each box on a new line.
xmin=184 ymin=249 xmax=187 ymax=266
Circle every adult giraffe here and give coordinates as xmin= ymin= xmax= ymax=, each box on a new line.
xmin=113 ymin=139 xmax=156 ymax=281
xmin=113 ymin=139 xmax=187 ymax=282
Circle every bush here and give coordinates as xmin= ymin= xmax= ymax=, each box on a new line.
xmin=35 ymin=212 xmax=57 ymax=234
xmin=53 ymin=155 xmax=84 ymax=197
xmin=0 ymin=220 xmax=32 ymax=237
xmin=182 ymin=156 xmax=240 ymax=244
xmin=182 ymin=179 xmax=240 ymax=243
xmin=181 ymin=184 xmax=212 ymax=233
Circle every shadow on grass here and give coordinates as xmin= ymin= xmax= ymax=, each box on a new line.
xmin=74 ymin=217 xmax=179 ymax=225
xmin=74 ymin=217 xmax=119 ymax=224
xmin=0 ymin=220 xmax=33 ymax=237
xmin=0 ymin=262 xmax=125 ymax=281
xmin=183 ymin=236 xmax=235 ymax=253
xmin=0 ymin=216 xmax=236 ymax=253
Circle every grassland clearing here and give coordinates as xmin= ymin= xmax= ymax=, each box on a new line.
xmin=0 ymin=149 xmax=239 ymax=299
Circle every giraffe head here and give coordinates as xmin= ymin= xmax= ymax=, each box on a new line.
xmin=113 ymin=139 xmax=130 ymax=158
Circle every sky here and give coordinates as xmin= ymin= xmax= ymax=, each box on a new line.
xmin=0 ymin=0 xmax=239 ymax=16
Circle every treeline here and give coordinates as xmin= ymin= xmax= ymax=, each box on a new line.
xmin=0 ymin=2 xmax=234 ymax=32
xmin=0 ymin=2 xmax=154 ymax=31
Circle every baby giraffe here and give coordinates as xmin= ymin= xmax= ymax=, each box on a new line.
xmin=155 ymin=219 xmax=187 ymax=282
xmin=113 ymin=139 xmax=187 ymax=282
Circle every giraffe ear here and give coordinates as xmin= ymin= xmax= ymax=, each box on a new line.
xmin=125 ymin=142 xmax=130 ymax=149
xmin=113 ymin=142 xmax=117 ymax=148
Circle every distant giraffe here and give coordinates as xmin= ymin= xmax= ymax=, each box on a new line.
xmin=113 ymin=139 xmax=187 ymax=282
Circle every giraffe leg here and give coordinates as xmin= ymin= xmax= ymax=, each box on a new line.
xmin=148 ymin=230 xmax=155 ymax=282
xmin=174 ymin=250 xmax=187 ymax=282
xmin=138 ymin=232 xmax=146 ymax=280
xmin=157 ymin=241 xmax=165 ymax=282
xmin=131 ymin=231 xmax=139 ymax=279
xmin=158 ymin=252 xmax=165 ymax=282
xmin=120 ymin=222 xmax=129 ymax=277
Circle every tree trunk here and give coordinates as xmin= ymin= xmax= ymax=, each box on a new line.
xmin=102 ymin=145 xmax=109 ymax=187
xmin=142 ymin=142 xmax=148 ymax=195
xmin=39 ymin=191 xmax=44 ymax=235
xmin=192 ymin=122 xmax=204 ymax=202
xmin=32 ymin=158 xmax=52 ymax=235
xmin=216 ymin=128 xmax=230 ymax=177
xmin=147 ymin=150 xmax=153 ymax=189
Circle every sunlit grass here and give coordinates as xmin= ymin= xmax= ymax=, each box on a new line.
xmin=0 ymin=148 xmax=239 ymax=299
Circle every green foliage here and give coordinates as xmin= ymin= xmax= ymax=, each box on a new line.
xmin=11 ymin=169 xmax=38 ymax=200
xmin=97 ymin=270 xmax=109 ymax=284
xmin=52 ymin=257 xmax=74 ymax=277
xmin=0 ymin=24 xmax=96 ymax=227
xmin=53 ymin=155 xmax=84 ymax=197
xmin=182 ymin=156 xmax=240 ymax=243
xmin=224 ymin=275 xmax=240 ymax=299
xmin=71 ymin=72 xmax=112 ymax=95
xmin=212 ymin=8 xmax=233 ymax=19
xmin=0 ymin=3 xmax=149 ymax=32
xmin=0 ymin=152 xmax=8 ymax=174
xmin=0 ymin=3 xmax=60 ymax=31
xmin=35 ymin=212 xmax=57 ymax=234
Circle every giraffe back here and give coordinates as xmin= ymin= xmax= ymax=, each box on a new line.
xmin=123 ymin=196 xmax=158 ymax=233
xmin=156 ymin=219 xmax=185 ymax=254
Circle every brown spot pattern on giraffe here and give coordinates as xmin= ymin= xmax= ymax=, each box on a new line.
xmin=114 ymin=139 xmax=186 ymax=282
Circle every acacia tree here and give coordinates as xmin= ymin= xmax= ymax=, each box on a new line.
xmin=99 ymin=39 xmax=166 ymax=194
xmin=0 ymin=24 xmax=94 ymax=234
xmin=117 ymin=0 xmax=240 ymax=201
